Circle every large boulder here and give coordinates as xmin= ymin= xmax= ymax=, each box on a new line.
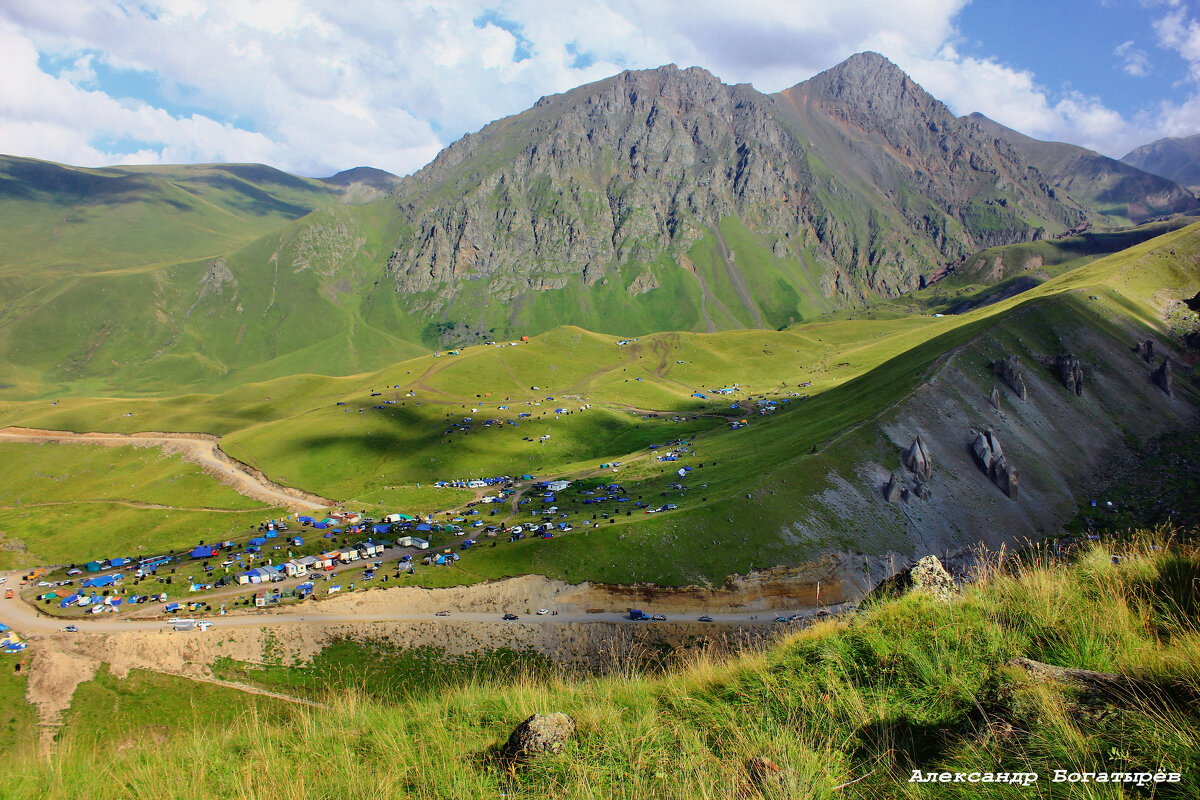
xmin=1137 ymin=339 xmax=1156 ymax=363
xmin=903 ymin=435 xmax=932 ymax=480
xmin=502 ymin=713 xmax=577 ymax=760
xmin=883 ymin=472 xmax=903 ymax=503
xmin=1153 ymin=358 xmax=1174 ymax=397
xmin=971 ymin=429 xmax=1019 ymax=499
xmin=1056 ymin=353 xmax=1084 ymax=397
xmin=909 ymin=555 xmax=959 ymax=602
xmin=871 ymin=555 xmax=960 ymax=602
xmin=992 ymin=355 xmax=1028 ymax=400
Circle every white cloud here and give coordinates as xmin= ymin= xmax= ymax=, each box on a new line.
xmin=0 ymin=0 xmax=1195 ymax=174
xmin=1115 ymin=40 xmax=1152 ymax=77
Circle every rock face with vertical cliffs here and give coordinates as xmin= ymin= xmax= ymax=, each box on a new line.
xmin=381 ymin=52 xmax=1098 ymax=331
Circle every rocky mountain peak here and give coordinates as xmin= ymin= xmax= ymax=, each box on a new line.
xmin=795 ymin=51 xmax=952 ymax=134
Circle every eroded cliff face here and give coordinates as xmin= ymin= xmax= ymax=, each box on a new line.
xmin=383 ymin=53 xmax=1088 ymax=322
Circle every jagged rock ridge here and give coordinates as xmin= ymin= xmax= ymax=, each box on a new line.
xmin=381 ymin=53 xmax=1097 ymax=328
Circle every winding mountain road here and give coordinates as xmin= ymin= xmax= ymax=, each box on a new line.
xmin=0 ymin=426 xmax=330 ymax=511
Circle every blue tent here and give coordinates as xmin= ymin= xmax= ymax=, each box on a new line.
xmin=82 ymin=575 xmax=116 ymax=588
xmin=59 ymin=594 xmax=81 ymax=608
xmin=165 ymin=602 xmax=180 ymax=613
xmin=298 ymin=515 xmax=315 ymax=524
xmin=313 ymin=521 xmax=328 ymax=530
xmin=109 ymin=557 xmax=129 ymax=567
xmin=190 ymin=545 xmax=215 ymax=559
xmin=372 ymin=524 xmax=390 ymax=535
xmin=291 ymin=537 xmax=304 ymax=546
xmin=248 ymin=537 xmax=267 ymax=546
xmin=84 ymin=561 xmax=102 ymax=572
xmin=416 ymin=523 xmax=432 ymax=532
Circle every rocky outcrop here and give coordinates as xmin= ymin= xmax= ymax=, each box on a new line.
xmin=870 ymin=554 xmax=959 ymax=602
xmin=883 ymin=472 xmax=904 ymax=503
xmin=971 ymin=428 xmax=1019 ymax=499
xmin=1153 ymin=359 xmax=1174 ymax=397
xmin=989 ymin=385 xmax=1001 ymax=411
xmin=903 ymin=435 xmax=933 ymax=480
xmin=992 ymin=356 xmax=1029 ymax=401
xmin=1056 ymin=353 xmax=1084 ymax=396
xmin=1137 ymin=339 xmax=1156 ymax=363
xmin=502 ymin=713 xmax=576 ymax=760
xmin=909 ymin=555 xmax=959 ymax=602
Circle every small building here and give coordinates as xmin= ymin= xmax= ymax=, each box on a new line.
xmin=282 ymin=560 xmax=308 ymax=578
xmin=356 ymin=541 xmax=384 ymax=558
xmin=254 ymin=591 xmax=267 ymax=607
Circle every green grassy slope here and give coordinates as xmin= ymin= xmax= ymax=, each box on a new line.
xmin=9 ymin=531 xmax=1199 ymax=799
xmin=0 ymin=443 xmax=280 ymax=565
xmin=1 ymin=222 xmax=1195 ymax=585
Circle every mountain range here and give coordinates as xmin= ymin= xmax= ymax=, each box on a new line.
xmin=0 ymin=51 xmax=1195 ymax=395
xmin=1123 ymin=132 xmax=1200 ymax=193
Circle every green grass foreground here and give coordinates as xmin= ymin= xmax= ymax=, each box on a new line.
xmin=9 ymin=528 xmax=1199 ymax=799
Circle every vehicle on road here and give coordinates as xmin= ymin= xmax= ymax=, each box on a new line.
xmin=775 ymin=617 xmax=788 ymax=623
xmin=502 ymin=613 xmax=518 ymax=620
xmin=651 ymin=614 xmax=666 ymax=621
xmin=62 ymin=625 xmax=78 ymax=632
xmin=537 ymin=608 xmax=549 ymax=615
xmin=435 ymin=610 xmax=450 ymax=616
xmin=698 ymin=615 xmax=713 ymax=622
xmin=628 ymin=609 xmax=649 ymax=620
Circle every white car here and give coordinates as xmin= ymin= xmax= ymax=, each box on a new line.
xmin=537 ymin=608 xmax=549 ymax=615
xmin=510 ymin=525 xmax=524 ymax=534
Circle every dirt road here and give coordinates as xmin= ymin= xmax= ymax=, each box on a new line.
xmin=0 ymin=568 xmax=849 ymax=636
xmin=0 ymin=426 xmax=331 ymax=511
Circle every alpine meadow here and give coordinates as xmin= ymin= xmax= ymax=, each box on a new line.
xmin=0 ymin=17 xmax=1198 ymax=800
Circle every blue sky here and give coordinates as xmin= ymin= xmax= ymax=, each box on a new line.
xmin=0 ymin=0 xmax=1197 ymax=177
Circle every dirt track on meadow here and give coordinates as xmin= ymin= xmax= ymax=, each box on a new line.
xmin=0 ymin=426 xmax=331 ymax=511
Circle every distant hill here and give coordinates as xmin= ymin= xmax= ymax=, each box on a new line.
xmin=319 ymin=166 xmax=401 ymax=189
xmin=1122 ymin=133 xmax=1200 ymax=193
xmin=968 ymin=114 xmax=1198 ymax=225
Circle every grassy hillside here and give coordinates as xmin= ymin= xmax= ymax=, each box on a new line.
xmin=0 ymin=221 xmax=1196 ymax=584
xmin=7 ymin=529 xmax=1198 ymax=799
xmin=0 ymin=442 xmax=281 ymax=566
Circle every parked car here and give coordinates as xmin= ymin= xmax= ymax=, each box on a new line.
xmin=651 ymin=614 xmax=666 ymax=621
xmin=435 ymin=610 xmax=450 ymax=617
xmin=698 ymin=615 xmax=713 ymax=622
xmin=537 ymin=608 xmax=549 ymax=615
xmin=62 ymin=625 xmax=78 ymax=632
xmin=502 ymin=613 xmax=519 ymax=620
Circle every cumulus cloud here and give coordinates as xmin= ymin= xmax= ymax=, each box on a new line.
xmin=0 ymin=0 xmax=1195 ymax=174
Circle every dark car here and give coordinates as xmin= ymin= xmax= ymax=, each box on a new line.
xmin=775 ymin=616 xmax=788 ymax=623
xmin=698 ymin=615 xmax=713 ymax=622
xmin=435 ymin=610 xmax=450 ymax=617
xmin=502 ymin=613 xmax=519 ymax=620
xmin=62 ymin=625 xmax=79 ymax=632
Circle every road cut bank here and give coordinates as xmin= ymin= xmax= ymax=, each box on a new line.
xmin=910 ymin=770 xmax=1183 ymax=787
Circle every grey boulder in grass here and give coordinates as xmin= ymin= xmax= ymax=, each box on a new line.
xmin=503 ymin=713 xmax=577 ymax=760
